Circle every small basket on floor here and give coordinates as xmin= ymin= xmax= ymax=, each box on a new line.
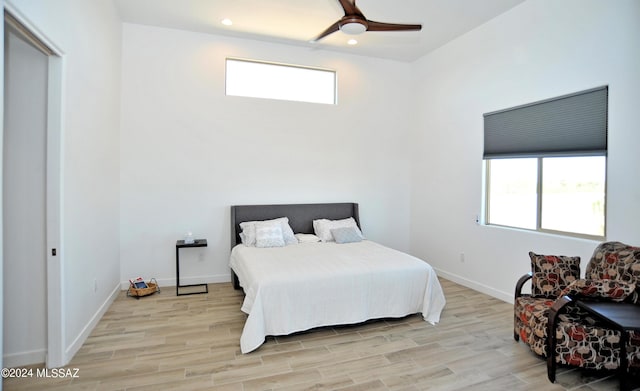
xmin=127 ymin=278 xmax=160 ymax=299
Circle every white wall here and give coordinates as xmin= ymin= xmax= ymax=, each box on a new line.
xmin=410 ymin=0 xmax=640 ymax=302
xmin=5 ymin=0 xmax=122 ymax=364
xmin=119 ymin=24 xmax=413 ymax=286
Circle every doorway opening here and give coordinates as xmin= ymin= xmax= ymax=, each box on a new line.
xmin=3 ymin=8 xmax=64 ymax=368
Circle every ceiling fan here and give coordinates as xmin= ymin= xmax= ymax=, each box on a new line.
xmin=312 ymin=0 xmax=422 ymax=42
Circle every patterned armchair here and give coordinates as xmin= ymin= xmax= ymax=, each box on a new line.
xmin=514 ymin=241 xmax=640 ymax=382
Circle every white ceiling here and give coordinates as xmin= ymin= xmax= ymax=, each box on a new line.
xmin=114 ymin=0 xmax=526 ymax=62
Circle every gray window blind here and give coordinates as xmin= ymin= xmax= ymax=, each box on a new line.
xmin=483 ymin=86 xmax=608 ymax=159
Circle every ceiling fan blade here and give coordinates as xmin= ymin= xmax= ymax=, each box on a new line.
xmin=337 ymin=0 xmax=365 ymax=17
xmin=366 ymin=20 xmax=422 ymax=32
xmin=312 ymin=21 xmax=341 ymax=42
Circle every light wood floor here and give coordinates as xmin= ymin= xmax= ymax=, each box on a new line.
xmin=4 ymin=279 xmax=637 ymax=390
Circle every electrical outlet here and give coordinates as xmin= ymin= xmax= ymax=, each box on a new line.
xmin=460 ymin=253 xmax=465 ymax=263
xmin=94 ymin=279 xmax=98 ymax=293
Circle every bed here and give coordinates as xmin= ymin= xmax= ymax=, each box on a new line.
xmin=229 ymin=202 xmax=446 ymax=353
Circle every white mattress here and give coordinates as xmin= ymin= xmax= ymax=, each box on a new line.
xmin=229 ymin=240 xmax=446 ymax=353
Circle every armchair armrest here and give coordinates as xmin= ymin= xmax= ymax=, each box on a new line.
xmin=515 ymin=272 xmax=532 ymax=301
xmin=558 ymin=279 xmax=637 ymax=302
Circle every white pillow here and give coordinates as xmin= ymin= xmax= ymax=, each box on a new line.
xmin=255 ymin=221 xmax=285 ymax=248
xmin=295 ymin=233 xmax=321 ymax=243
xmin=313 ymin=217 xmax=363 ymax=242
xmin=239 ymin=217 xmax=296 ymax=246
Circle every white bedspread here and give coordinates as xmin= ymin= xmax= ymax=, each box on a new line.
xmin=229 ymin=240 xmax=446 ymax=353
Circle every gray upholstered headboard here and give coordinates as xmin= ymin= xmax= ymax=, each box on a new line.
xmin=230 ymin=202 xmax=360 ymax=250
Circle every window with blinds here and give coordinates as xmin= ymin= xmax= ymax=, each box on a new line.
xmin=483 ymin=86 xmax=608 ymax=238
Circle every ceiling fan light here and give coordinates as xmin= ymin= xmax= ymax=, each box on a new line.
xmin=340 ymin=22 xmax=366 ymax=35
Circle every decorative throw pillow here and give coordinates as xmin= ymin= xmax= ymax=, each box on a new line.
xmin=255 ymin=221 xmax=285 ymax=248
xmin=313 ymin=217 xmax=363 ymax=242
xmin=529 ymin=251 xmax=581 ymax=297
xmin=239 ymin=217 xmax=296 ymax=246
xmin=331 ymin=227 xmax=363 ymax=244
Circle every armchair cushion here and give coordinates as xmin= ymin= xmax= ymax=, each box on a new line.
xmin=559 ymin=279 xmax=637 ymax=302
xmin=529 ymin=252 xmax=581 ymax=297
xmin=555 ymin=304 xmax=622 ymax=370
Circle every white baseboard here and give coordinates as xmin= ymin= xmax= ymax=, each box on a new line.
xmin=65 ymin=282 xmax=120 ymax=363
xmin=3 ymin=283 xmax=120 ymax=368
xmin=119 ymin=274 xmax=231 ymax=290
xmin=3 ymin=349 xmax=46 ymax=368
xmin=435 ymin=268 xmax=513 ymax=304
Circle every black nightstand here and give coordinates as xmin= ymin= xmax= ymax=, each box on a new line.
xmin=175 ymin=239 xmax=208 ymax=296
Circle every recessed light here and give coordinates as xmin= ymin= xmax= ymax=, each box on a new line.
xmin=221 ymin=18 xmax=233 ymax=26
xmin=347 ymin=39 xmax=358 ymax=45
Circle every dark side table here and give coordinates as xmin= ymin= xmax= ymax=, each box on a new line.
xmin=575 ymin=300 xmax=640 ymax=391
xmin=175 ymin=239 xmax=208 ymax=296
